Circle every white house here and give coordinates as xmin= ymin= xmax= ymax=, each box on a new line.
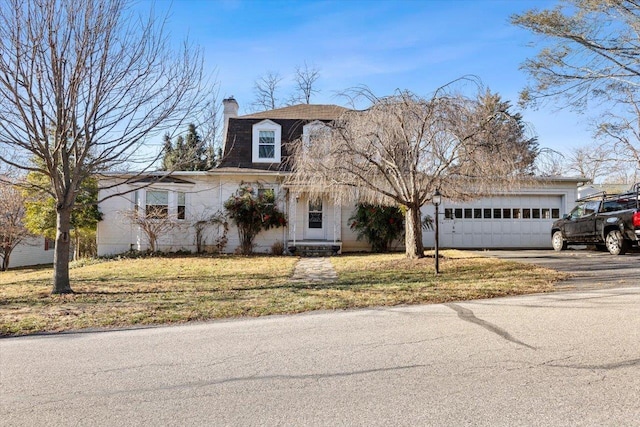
xmin=97 ymin=98 xmax=584 ymax=256
xmin=5 ymin=237 xmax=55 ymax=269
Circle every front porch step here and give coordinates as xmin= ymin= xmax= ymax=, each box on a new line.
xmin=288 ymin=242 xmax=342 ymax=257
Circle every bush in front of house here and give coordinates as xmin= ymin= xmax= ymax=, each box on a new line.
xmin=349 ymin=203 xmax=405 ymax=253
xmin=224 ymin=184 xmax=287 ymax=255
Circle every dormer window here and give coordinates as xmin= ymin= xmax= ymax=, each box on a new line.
xmin=259 ymin=131 xmax=275 ymax=158
xmin=302 ymin=120 xmax=330 ymax=154
xmin=252 ymin=120 xmax=281 ymax=163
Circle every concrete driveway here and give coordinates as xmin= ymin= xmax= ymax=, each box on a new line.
xmin=474 ymin=249 xmax=640 ymax=290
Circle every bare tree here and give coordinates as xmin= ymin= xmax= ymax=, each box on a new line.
xmin=534 ymin=148 xmax=567 ymax=177
xmin=512 ymin=0 xmax=640 ymax=168
xmin=290 ymin=62 xmax=320 ymax=105
xmin=0 ymin=181 xmax=32 ymax=271
xmin=252 ymin=71 xmax=283 ymax=111
xmin=288 ymin=85 xmax=531 ymax=259
xmin=193 ymin=212 xmax=228 ymax=254
xmin=0 ymin=0 xmax=209 ymax=293
xmin=565 ymin=144 xmax=613 ymax=183
xmin=123 ymin=208 xmax=178 ymax=253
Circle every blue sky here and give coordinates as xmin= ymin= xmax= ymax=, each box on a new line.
xmin=151 ymin=0 xmax=590 ymax=154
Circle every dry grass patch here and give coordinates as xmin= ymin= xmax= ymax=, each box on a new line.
xmin=0 ymin=251 xmax=567 ymax=337
xmin=329 ymin=250 xmax=566 ymax=306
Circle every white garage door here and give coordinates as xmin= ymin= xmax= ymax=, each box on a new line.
xmin=438 ymin=195 xmax=565 ymax=249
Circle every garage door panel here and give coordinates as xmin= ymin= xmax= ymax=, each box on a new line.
xmin=439 ymin=195 xmax=564 ymax=249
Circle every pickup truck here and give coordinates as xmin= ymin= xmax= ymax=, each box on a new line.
xmin=551 ymin=184 xmax=640 ymax=255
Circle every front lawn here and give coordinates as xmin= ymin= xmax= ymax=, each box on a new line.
xmin=0 ymin=251 xmax=566 ymax=336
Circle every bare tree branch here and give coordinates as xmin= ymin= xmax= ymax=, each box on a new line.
xmin=289 ymin=62 xmax=320 ymax=105
xmin=0 ymin=0 xmax=212 ymax=293
xmin=287 ymin=84 xmax=533 ymax=259
xmin=252 ymin=71 xmax=283 ymax=111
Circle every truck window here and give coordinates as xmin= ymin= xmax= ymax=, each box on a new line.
xmin=570 ymin=204 xmax=584 ymax=219
xmin=603 ymin=201 xmax=623 ymax=212
xmin=583 ymin=201 xmax=600 ymax=216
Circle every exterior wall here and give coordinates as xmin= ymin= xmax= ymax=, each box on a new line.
xmin=7 ymin=237 xmax=55 ymax=268
xmin=97 ymin=173 xmax=288 ymax=256
xmin=98 ymin=175 xmax=582 ymax=256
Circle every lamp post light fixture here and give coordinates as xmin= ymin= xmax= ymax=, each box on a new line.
xmin=432 ymin=189 xmax=442 ymax=275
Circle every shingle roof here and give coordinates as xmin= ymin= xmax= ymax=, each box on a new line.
xmin=239 ymin=104 xmax=349 ymax=120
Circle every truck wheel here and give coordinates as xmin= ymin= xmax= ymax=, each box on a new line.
xmin=552 ymin=231 xmax=567 ymax=251
xmin=605 ymin=230 xmax=629 ymax=255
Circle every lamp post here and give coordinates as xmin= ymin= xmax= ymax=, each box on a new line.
xmin=432 ymin=189 xmax=441 ymax=275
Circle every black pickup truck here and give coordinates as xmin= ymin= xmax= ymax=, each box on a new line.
xmin=551 ymin=184 xmax=640 ymax=255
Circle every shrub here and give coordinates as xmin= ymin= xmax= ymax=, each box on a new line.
xmin=349 ymin=203 xmax=405 ymax=252
xmin=271 ymin=240 xmax=285 ymax=255
xmin=223 ymin=184 xmax=287 ymax=255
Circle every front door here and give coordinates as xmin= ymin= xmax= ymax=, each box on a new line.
xmin=305 ymin=197 xmax=325 ymax=240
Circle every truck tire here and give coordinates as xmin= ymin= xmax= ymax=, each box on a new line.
xmin=552 ymin=231 xmax=567 ymax=251
xmin=605 ymin=230 xmax=629 ymax=255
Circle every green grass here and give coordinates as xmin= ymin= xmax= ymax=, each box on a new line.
xmin=0 ymin=251 xmax=567 ymax=336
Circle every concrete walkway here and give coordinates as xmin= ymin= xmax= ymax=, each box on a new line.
xmin=290 ymin=257 xmax=338 ymax=283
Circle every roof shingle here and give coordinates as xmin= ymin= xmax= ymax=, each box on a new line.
xmin=239 ymin=104 xmax=349 ymax=121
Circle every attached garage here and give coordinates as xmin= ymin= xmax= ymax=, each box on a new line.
xmin=421 ymin=178 xmax=583 ymax=249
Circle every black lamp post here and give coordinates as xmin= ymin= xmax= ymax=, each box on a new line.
xmin=432 ymin=189 xmax=441 ymax=275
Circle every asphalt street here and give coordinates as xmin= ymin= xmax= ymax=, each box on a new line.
xmin=2 ymin=275 xmax=639 ymax=426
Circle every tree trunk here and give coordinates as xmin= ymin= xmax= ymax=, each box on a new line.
xmin=1 ymin=251 xmax=9 ymax=271
xmin=405 ymin=204 xmax=424 ymax=259
xmin=53 ymin=207 xmax=74 ymax=294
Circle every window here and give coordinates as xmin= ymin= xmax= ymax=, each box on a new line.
xmin=302 ymin=121 xmax=329 ymax=153
xmin=513 ymin=208 xmax=521 ymax=219
xmin=474 ymin=208 xmax=482 ymax=219
xmin=542 ymin=208 xmax=550 ymax=219
xmin=532 ymin=208 xmax=541 ymax=219
xmin=308 ymin=198 xmax=323 ymax=229
xmin=258 ymin=131 xmax=275 ymax=158
xmin=177 ymin=192 xmax=186 ymax=220
xmin=522 ymin=208 xmax=531 ymax=219
xmin=569 ymin=204 xmax=584 ymax=219
xmin=583 ymin=201 xmax=600 ymax=216
xmin=483 ymin=208 xmax=492 ymax=219
xmin=44 ymin=238 xmax=55 ymax=251
xmin=503 ymin=208 xmax=511 ymax=219
xmin=493 ymin=208 xmax=502 ymax=219
xmin=444 ymin=208 xmax=454 ymax=219
xmin=455 ymin=208 xmax=463 ymax=219
xmin=464 ymin=208 xmax=472 ymax=219
xmin=552 ymin=208 xmax=560 ymax=219
xmin=146 ymin=190 xmax=169 ymax=218
xmin=258 ymin=188 xmax=275 ymax=199
xmin=252 ymin=120 xmax=282 ymax=163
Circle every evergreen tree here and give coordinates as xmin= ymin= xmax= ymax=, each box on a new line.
xmin=456 ymin=89 xmax=538 ymax=177
xmin=161 ymin=133 xmax=176 ymax=171
xmin=160 ymin=124 xmax=212 ymax=171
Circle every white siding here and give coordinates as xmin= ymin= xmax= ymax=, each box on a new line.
xmin=6 ymin=237 xmax=55 ymax=268
xmin=97 ymin=173 xmax=288 ymax=256
xmin=98 ymin=175 xmax=582 ymax=255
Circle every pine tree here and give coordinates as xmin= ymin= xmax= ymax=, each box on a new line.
xmin=160 ymin=124 xmax=211 ymax=171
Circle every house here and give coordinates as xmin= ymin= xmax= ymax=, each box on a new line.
xmin=4 ymin=237 xmax=55 ymax=269
xmin=97 ymin=97 xmax=584 ymax=256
